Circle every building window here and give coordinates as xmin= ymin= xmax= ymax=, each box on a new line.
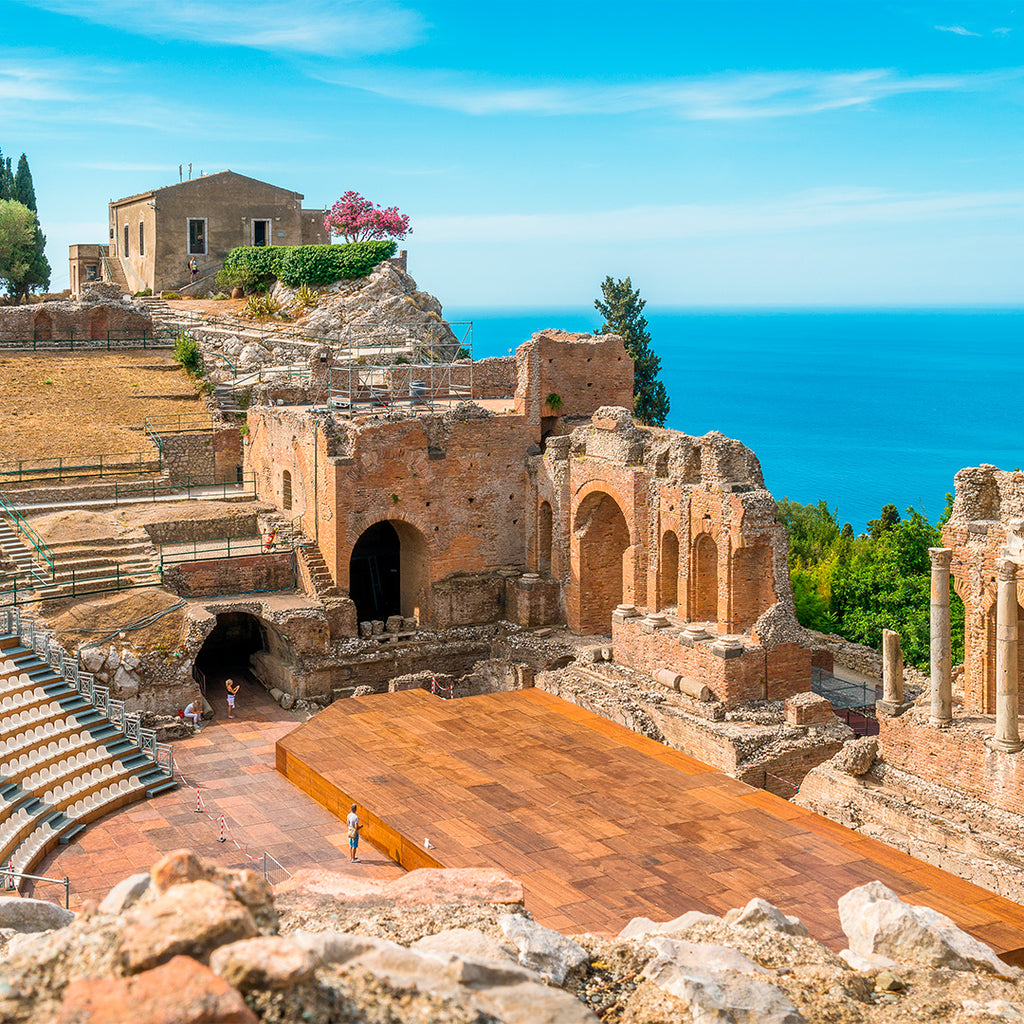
xmin=188 ymin=218 xmax=207 ymax=255
xmin=252 ymin=219 xmax=271 ymax=246
xmin=282 ymin=471 xmax=292 ymax=510
xmin=139 ymin=222 xmax=145 ymax=257
xmin=85 ymin=265 xmax=99 ymax=281
xmin=123 ymin=224 xmax=130 ymax=257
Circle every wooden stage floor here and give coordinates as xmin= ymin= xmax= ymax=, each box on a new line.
xmin=276 ymin=688 xmax=1024 ymax=953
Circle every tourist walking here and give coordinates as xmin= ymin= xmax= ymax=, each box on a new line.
xmin=347 ymin=803 xmax=362 ymax=862
xmin=226 ymin=677 xmax=239 ymax=719
xmin=188 ymin=256 xmax=198 ymax=283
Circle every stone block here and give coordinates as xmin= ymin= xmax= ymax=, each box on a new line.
xmin=358 ymin=621 xmax=373 ymax=638
xmin=785 ymin=692 xmax=835 ymax=727
xmin=371 ymin=620 xmax=384 ymax=636
xmin=385 ymin=615 xmax=403 ymax=633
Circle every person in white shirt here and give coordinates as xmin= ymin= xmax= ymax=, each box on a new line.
xmin=183 ymin=699 xmax=202 ymax=729
xmin=347 ymin=804 xmax=361 ymax=862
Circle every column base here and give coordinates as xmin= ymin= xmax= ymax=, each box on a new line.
xmin=929 ymin=716 xmax=953 ymax=729
xmin=987 ymin=736 xmax=1024 ymax=754
xmin=877 ymin=700 xmax=912 ymax=718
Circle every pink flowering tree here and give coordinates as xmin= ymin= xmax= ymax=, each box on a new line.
xmin=323 ymin=191 xmax=411 ymax=243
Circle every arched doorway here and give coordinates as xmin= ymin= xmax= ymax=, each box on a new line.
xmin=575 ymin=491 xmax=630 ymax=635
xmin=692 ymin=533 xmax=718 ymax=622
xmin=538 ymin=501 xmax=553 ymax=574
xmin=194 ymin=612 xmax=268 ymax=681
xmin=89 ymin=308 xmax=108 ymax=340
xmin=34 ymin=310 xmax=52 ymax=340
xmin=349 ymin=519 xmax=429 ymax=624
xmin=660 ymin=530 xmax=679 ymax=610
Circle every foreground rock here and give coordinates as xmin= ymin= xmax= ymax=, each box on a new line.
xmin=1 ymin=851 xmax=1023 ymax=1024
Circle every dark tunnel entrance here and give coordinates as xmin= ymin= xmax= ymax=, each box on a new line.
xmin=349 ymin=521 xmax=401 ymax=622
xmin=194 ymin=612 xmax=267 ymax=680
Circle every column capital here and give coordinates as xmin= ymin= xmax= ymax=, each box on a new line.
xmin=929 ymin=547 xmax=953 ymax=569
xmin=998 ymin=558 xmax=1018 ymax=583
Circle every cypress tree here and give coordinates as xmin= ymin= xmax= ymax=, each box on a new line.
xmin=0 ymin=148 xmax=13 ymax=200
xmin=13 ymin=154 xmax=36 ymax=210
xmin=594 ymin=276 xmax=670 ymax=427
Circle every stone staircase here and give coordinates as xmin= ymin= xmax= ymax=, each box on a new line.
xmin=135 ymin=296 xmax=174 ymax=319
xmin=0 ymin=611 xmax=175 ymax=887
xmin=38 ymin=535 xmax=162 ymax=601
xmin=296 ymin=541 xmax=339 ymax=598
xmin=0 ymin=517 xmax=52 ymax=596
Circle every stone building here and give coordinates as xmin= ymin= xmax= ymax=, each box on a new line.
xmin=69 ymin=170 xmax=329 ymax=296
xmin=246 ymin=328 xmax=813 ymax=708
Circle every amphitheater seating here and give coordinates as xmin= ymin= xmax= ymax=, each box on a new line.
xmin=0 ymin=627 xmax=175 ymax=887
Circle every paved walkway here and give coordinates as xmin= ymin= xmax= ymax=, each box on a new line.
xmin=29 ymin=675 xmax=402 ymax=908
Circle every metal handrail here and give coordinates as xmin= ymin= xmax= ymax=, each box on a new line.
xmin=0 ymin=491 xmax=54 ymax=576
xmin=2 ymin=867 xmax=70 ymax=908
xmin=0 ymin=451 xmax=162 ymax=485
xmin=158 ymin=532 xmax=293 ymax=568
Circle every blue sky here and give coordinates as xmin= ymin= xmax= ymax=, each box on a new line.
xmin=2 ymin=0 xmax=1023 ymax=307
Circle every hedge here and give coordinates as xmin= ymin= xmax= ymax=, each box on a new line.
xmin=220 ymin=240 xmax=397 ymax=290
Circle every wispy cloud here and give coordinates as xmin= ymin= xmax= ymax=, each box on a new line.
xmin=994 ymin=27 xmax=1013 ymax=36
xmin=16 ymin=0 xmax=424 ymax=57
xmin=935 ymin=25 xmax=982 ymax=37
xmin=412 ymin=188 xmax=1024 ymax=245
xmin=319 ymin=67 xmax=1007 ymax=120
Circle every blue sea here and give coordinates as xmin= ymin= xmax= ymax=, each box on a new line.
xmin=446 ymin=307 xmax=1024 ymax=532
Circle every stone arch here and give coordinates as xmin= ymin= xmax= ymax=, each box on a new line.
xmin=89 ymin=307 xmax=109 ymax=340
xmin=574 ymin=490 xmax=630 ymax=635
xmin=194 ymin=611 xmax=274 ymax=683
xmin=538 ymin=500 xmax=553 ymax=574
xmin=659 ymin=529 xmax=679 ymax=610
xmin=33 ymin=310 xmax=52 ymax=340
xmin=349 ymin=518 xmax=430 ymax=625
xmin=692 ymin=533 xmax=718 ymax=622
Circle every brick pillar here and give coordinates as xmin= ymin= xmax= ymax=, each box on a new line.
xmin=929 ymin=547 xmax=953 ymax=728
xmin=993 ymin=558 xmax=1023 ymax=752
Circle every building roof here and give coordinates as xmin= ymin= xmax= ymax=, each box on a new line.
xmin=110 ymin=170 xmax=305 ymax=208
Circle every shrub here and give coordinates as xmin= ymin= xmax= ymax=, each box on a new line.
xmin=211 ymin=292 xmax=229 ymax=301
xmin=243 ymin=293 xmax=280 ymax=320
xmin=221 ymin=246 xmax=284 ymax=293
xmin=133 ymin=288 xmax=152 ymax=297
xmin=173 ymin=331 xmax=203 ymax=375
xmin=162 ymin=291 xmax=181 ymax=300
xmin=277 ymin=241 xmax=396 ymax=286
xmin=545 ymin=392 xmax=563 ymax=412
xmin=295 ymin=283 xmax=319 ymax=308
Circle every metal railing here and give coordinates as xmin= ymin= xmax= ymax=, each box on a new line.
xmin=262 ymin=852 xmax=291 ymax=885
xmin=158 ymin=532 xmax=295 ymax=568
xmin=107 ymin=472 xmax=257 ymax=503
xmin=0 ymin=491 xmax=55 ymax=576
xmin=0 ymin=330 xmax=173 ymax=351
xmin=2 ymin=866 xmax=70 ymax=908
xmin=0 ymin=451 xmax=161 ymax=485
xmin=0 ymin=564 xmax=162 ymax=607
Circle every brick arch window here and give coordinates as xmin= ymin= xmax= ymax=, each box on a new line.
xmin=538 ymin=500 xmax=553 ymax=573
xmin=282 ymin=470 xmax=293 ymax=511
xmin=692 ymin=533 xmax=718 ymax=622
xmin=660 ymin=530 xmax=679 ymax=610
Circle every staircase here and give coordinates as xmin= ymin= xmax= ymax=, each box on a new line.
xmin=136 ymin=295 xmax=174 ymax=319
xmin=100 ymin=256 xmax=130 ymax=293
xmin=0 ymin=609 xmax=175 ymax=887
xmin=296 ymin=541 xmax=339 ymax=598
xmin=39 ymin=535 xmax=162 ymax=601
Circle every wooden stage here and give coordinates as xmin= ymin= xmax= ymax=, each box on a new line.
xmin=276 ymin=688 xmax=1024 ymax=954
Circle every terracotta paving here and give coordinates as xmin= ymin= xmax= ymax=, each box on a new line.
xmin=278 ymin=687 xmax=1024 ymax=953
xmin=28 ymin=675 xmax=402 ymax=908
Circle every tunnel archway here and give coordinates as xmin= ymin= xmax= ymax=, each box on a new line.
xmin=194 ymin=612 xmax=268 ymax=680
xmin=349 ymin=519 xmax=430 ymax=624
xmin=574 ymin=490 xmax=630 ymax=635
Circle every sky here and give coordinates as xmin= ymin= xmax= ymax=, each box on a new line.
xmin=2 ymin=0 xmax=1023 ymax=307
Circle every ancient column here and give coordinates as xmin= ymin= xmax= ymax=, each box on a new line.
xmin=879 ymin=628 xmax=904 ymax=714
xmin=993 ymin=558 xmax=1023 ymax=752
xmin=929 ymin=547 xmax=953 ymax=728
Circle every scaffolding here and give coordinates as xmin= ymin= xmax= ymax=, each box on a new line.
xmin=323 ymin=319 xmax=474 ymax=415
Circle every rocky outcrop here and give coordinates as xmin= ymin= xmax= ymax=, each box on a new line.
xmin=2 ymin=849 xmax=1023 ymax=1024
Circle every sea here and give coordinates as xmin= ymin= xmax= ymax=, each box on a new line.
xmin=445 ymin=307 xmax=1024 ymax=532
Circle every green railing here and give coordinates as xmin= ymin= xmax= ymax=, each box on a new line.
xmin=0 ymin=492 xmax=54 ymax=576
xmin=0 ymin=451 xmax=161 ymax=485
xmin=0 ymin=331 xmax=175 ymax=351
xmin=206 ymin=351 xmax=238 ymax=379
xmin=109 ymin=472 xmax=256 ymax=503
xmin=0 ymin=564 xmax=161 ymax=607
xmin=158 ymin=532 xmax=295 ymax=569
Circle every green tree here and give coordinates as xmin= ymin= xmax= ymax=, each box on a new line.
xmin=866 ymin=503 xmax=901 ymax=540
xmin=594 ymin=276 xmax=670 ymax=427
xmin=0 ymin=146 xmax=12 ymax=200
xmin=0 ymin=198 xmax=48 ymax=301
xmin=12 ymin=154 xmax=36 ymax=210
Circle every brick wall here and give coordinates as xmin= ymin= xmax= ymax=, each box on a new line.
xmin=0 ymin=299 xmax=152 ymax=340
xmin=612 ymin=616 xmax=811 ymax=707
xmin=166 ymin=552 xmax=295 ymax=597
xmin=879 ymin=710 xmax=1024 ymax=817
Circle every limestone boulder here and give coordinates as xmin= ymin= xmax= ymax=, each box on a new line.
xmin=411 ymin=927 xmax=519 ymax=969
xmin=641 ymin=936 xmax=806 ymax=1024
xmin=618 ymin=910 xmax=720 ymax=940
xmin=80 ymin=647 xmax=105 ymax=674
xmin=838 ymin=881 xmax=1019 ymax=975
xmin=237 ymin=341 xmax=272 ymax=369
xmin=499 ymin=914 xmax=589 ymax=984
xmin=833 ymin=737 xmax=879 ymax=776
xmin=99 ymin=873 xmax=150 ymax=916
xmin=209 ymin=936 xmax=316 ymax=992
xmin=0 ymin=896 xmax=74 ymax=933
xmin=724 ymin=898 xmax=809 ymax=937
xmin=119 ymin=880 xmax=258 ymax=972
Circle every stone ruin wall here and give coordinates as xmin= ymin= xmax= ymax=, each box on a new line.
xmin=0 ymin=285 xmax=152 ymax=340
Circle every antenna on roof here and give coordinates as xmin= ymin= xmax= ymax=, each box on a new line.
xmin=178 ymin=165 xmax=183 ymax=182
xmin=188 ymin=162 xmax=192 ymax=180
